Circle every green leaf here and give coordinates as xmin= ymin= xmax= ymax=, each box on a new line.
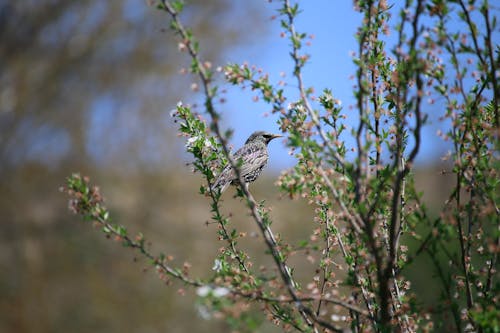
xmin=171 ymin=0 xmax=184 ymax=13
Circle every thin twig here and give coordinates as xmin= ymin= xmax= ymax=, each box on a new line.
xmin=159 ymin=2 xmax=323 ymax=330
xmin=282 ymin=0 xmax=347 ymax=171
xmin=316 ymin=204 xmax=333 ymax=317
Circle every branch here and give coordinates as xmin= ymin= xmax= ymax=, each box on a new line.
xmin=63 ymin=174 xmax=362 ymax=332
xmin=158 ymin=1 xmax=324 ymax=330
xmin=282 ymin=0 xmax=347 ymax=170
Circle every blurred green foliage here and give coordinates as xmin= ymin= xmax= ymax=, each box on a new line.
xmin=1 ymin=0 xmax=490 ymax=332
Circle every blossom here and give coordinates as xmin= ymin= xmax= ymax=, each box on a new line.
xmin=169 ymin=101 xmax=184 ymax=117
xmin=196 ymin=285 xmax=211 ymax=297
xmin=185 ymin=136 xmax=199 ymax=148
xmin=212 ymin=259 xmax=223 ymax=272
xmin=213 ymin=287 xmax=229 ymax=297
xmin=195 ymin=284 xmax=229 ymax=298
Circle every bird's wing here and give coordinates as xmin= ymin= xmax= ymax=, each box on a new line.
xmin=233 ymin=143 xmax=268 ymax=176
xmin=212 ymin=143 xmax=268 ymax=192
xmin=212 ymin=163 xmax=235 ymax=191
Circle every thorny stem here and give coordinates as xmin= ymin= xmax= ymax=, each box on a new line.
xmin=282 ymin=0 xmax=363 ymax=236
xmin=98 ymin=203 xmax=369 ymax=319
xmin=260 ymin=294 xmax=370 ymax=318
xmin=353 ymin=6 xmax=393 ymax=329
xmin=354 ymin=0 xmax=371 ymax=205
xmin=482 ymin=2 xmax=500 ymax=127
xmin=314 ymin=160 xmax=374 ymax=323
xmin=207 ymin=188 xmax=250 ymax=274
xmin=314 ymin=205 xmax=373 ymax=327
xmin=456 ymin=0 xmax=486 ymax=67
xmin=67 ymin=176 xmax=371 ymax=331
xmin=242 ymin=186 xmax=334 ymax=333
xmin=159 ymin=1 xmax=341 ymax=331
xmin=426 ymin=248 xmax=463 ymax=333
xmin=354 ymin=2 xmax=410 ymax=330
xmin=161 ymin=0 xmax=250 ymax=274
xmin=372 ymin=60 xmax=381 ymax=180
xmin=282 ymin=0 xmax=347 ymax=171
xmin=281 ymin=4 xmax=374 ymax=328
xmin=372 ymin=0 xmax=424 ymax=328
xmin=317 ymin=165 xmax=363 ymax=234
xmin=158 ymin=1 xmax=240 ymax=185
xmin=447 ymin=29 xmax=476 ymax=320
xmin=315 ymin=205 xmax=332 ymax=317
xmin=88 ymin=208 xmax=202 ymax=287
xmin=334 ymin=217 xmax=379 ymax=331
xmin=394 ymin=155 xmax=410 ymax=331
xmin=455 ymin=173 xmax=475 ymax=313
xmin=485 ymin=234 xmax=500 ymax=297
xmin=444 ymin=8 xmax=481 ymax=327
xmin=198 ymin=160 xmax=250 ymax=273
xmin=433 ymin=8 xmax=498 ymax=308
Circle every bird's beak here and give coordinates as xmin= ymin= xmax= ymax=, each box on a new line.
xmin=271 ymin=134 xmax=283 ymax=139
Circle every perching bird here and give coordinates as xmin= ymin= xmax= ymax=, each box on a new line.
xmin=211 ymin=131 xmax=282 ymax=193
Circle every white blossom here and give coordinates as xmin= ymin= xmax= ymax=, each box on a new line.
xmin=170 ymin=101 xmax=184 ymax=117
xmin=212 ymin=259 xmax=223 ymax=272
xmin=196 ymin=285 xmax=211 ymax=297
xmin=203 ymin=138 xmax=213 ymax=149
xmin=185 ymin=136 xmax=199 ymax=148
xmin=196 ymin=284 xmax=229 ymax=298
xmin=213 ymin=287 xmax=229 ymax=298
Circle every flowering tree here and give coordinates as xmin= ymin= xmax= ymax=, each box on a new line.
xmin=63 ymin=0 xmax=499 ymax=332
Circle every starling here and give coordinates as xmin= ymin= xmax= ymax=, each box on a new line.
xmin=211 ymin=131 xmax=282 ymax=193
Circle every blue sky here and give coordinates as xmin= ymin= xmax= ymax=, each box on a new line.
xmin=14 ymin=1 xmax=493 ymax=171
xmin=206 ymin=0 xmax=455 ymax=169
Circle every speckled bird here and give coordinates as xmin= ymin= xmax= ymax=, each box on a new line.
xmin=211 ymin=131 xmax=282 ymax=193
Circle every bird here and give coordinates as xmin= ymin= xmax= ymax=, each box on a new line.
xmin=211 ymin=131 xmax=282 ymax=193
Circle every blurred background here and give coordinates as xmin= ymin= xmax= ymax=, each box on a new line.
xmin=1 ymin=1 xmax=456 ymax=332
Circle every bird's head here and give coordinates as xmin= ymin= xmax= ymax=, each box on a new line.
xmin=245 ymin=131 xmax=283 ymax=145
